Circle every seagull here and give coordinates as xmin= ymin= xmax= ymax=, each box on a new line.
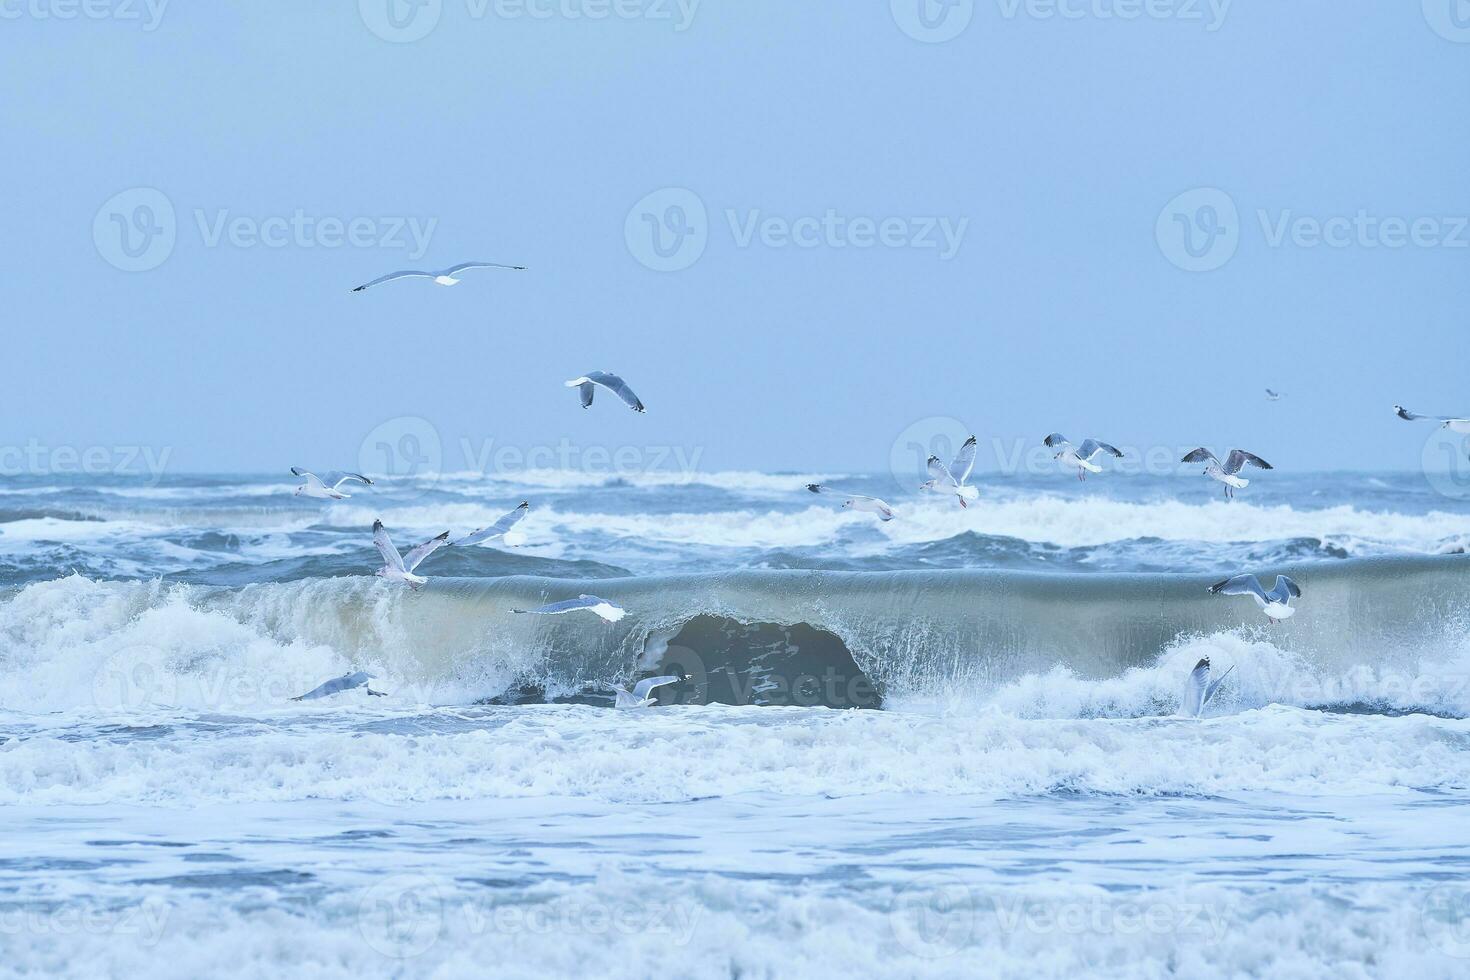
xmin=292 ymin=468 xmax=372 ymax=500
xmin=1180 ymin=657 xmax=1234 ymax=718
xmin=919 ymin=436 xmax=979 ymax=506
xmin=1265 ymin=389 xmax=1284 ymax=401
xmin=565 ymin=371 xmax=645 ymax=413
xmin=1181 ymin=448 xmax=1273 ymax=499
xmin=453 ymin=502 xmax=529 ymax=547
xmin=1043 ymin=434 xmax=1124 ymax=482
xmin=1394 ymin=405 xmax=1470 ymax=434
xmin=805 ymin=484 xmax=895 ymax=521
xmin=610 ymin=674 xmax=689 ymax=709
xmin=372 ymin=520 xmax=449 ymax=589
xmin=351 ymin=261 xmax=526 ymax=292
xmin=291 ymin=671 xmax=386 ymax=701
xmin=514 ymin=595 xmax=626 ymax=623
xmin=1209 ymin=573 xmax=1302 ymax=623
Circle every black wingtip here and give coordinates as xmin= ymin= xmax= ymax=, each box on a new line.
xmin=1208 ymin=579 xmax=1227 ymax=594
xmin=373 ymin=519 xmax=384 ymax=531
xmin=1394 ymin=406 xmax=1412 ymax=420
xmin=805 ymin=484 xmax=821 ymax=493
xmin=518 ymin=501 xmax=529 ymax=508
xmin=1195 ymin=658 xmax=1210 ymax=670
xmin=351 ymin=286 xmax=366 ymax=292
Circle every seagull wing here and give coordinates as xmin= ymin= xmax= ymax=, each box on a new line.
xmin=327 ymin=472 xmax=373 ymax=491
xmin=631 ymin=675 xmax=683 ymax=700
xmin=1181 ymin=448 xmax=1218 ymax=465
xmin=402 ymin=531 xmax=450 ymax=572
xmin=1183 ymin=658 xmax=1210 ymax=717
xmin=1209 ymin=574 xmax=1267 ymax=601
xmin=1269 ymin=575 xmax=1302 ymax=602
xmin=926 ymin=456 xmax=958 ymax=486
xmin=351 ymin=270 xmax=434 ymax=292
xmin=442 ymin=261 xmax=528 ymax=276
xmin=1078 ymin=439 xmax=1123 ymax=461
xmin=566 ymin=379 xmax=595 ymax=408
xmin=1223 ymin=450 xmax=1272 ymax=475
xmin=291 ymin=468 xmax=327 ymax=491
xmin=949 ymin=436 xmax=978 ymax=483
xmin=586 ymin=371 xmax=645 ymax=413
xmin=1203 ymin=664 xmax=1235 ymax=706
xmin=1043 ymin=433 xmax=1071 ymax=450
xmin=372 ymin=520 xmax=406 ymax=573
xmin=1395 ymin=405 xmax=1470 ymax=423
xmin=513 ymin=597 xmax=602 ymax=616
xmin=456 ymin=502 xmax=530 ymax=547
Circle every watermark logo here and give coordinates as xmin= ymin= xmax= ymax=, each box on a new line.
xmin=891 ymin=0 xmax=975 ymax=43
xmin=91 ymin=651 xmax=178 ymax=710
xmin=889 ymin=415 xmax=975 ymax=494
xmin=891 ymin=872 xmax=976 ymax=958
xmin=1421 ymin=425 xmax=1470 ymax=501
xmin=995 ymin=0 xmax=1230 ymax=30
xmin=360 ymin=416 xmax=444 ymax=496
xmin=359 ymin=874 xmax=444 ymax=958
xmin=0 ymin=0 xmax=169 ymax=30
xmin=93 ymin=188 xmax=176 ymax=272
xmin=625 ymin=187 xmax=708 ymax=272
xmin=1423 ymin=0 xmax=1470 ymax=42
xmin=1156 ymin=187 xmax=1239 ymax=272
xmin=359 ymin=0 xmax=442 ymax=42
xmin=1423 ymin=885 xmax=1470 ymax=957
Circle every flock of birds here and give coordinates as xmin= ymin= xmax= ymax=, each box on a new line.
xmin=287 ymin=264 xmax=1464 ymax=713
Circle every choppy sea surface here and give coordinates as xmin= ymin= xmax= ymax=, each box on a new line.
xmin=4 ymin=469 xmax=1470 ymax=978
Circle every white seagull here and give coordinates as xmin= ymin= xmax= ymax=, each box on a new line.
xmin=351 ymin=261 xmax=526 ymax=292
xmin=1181 ymin=448 xmax=1273 ymax=499
xmin=610 ymin=674 xmax=689 ymax=709
xmin=292 ymin=468 xmax=372 ymax=500
xmin=919 ymin=436 xmax=979 ymax=506
xmin=453 ymin=502 xmax=530 ymax=547
xmin=1209 ymin=573 xmax=1302 ymax=624
xmin=514 ymin=595 xmax=626 ymax=623
xmin=1180 ymin=657 xmax=1234 ymax=718
xmin=805 ymin=484 xmax=895 ymax=521
xmin=1265 ymin=389 xmax=1284 ymax=401
xmin=1395 ymin=405 xmax=1470 ymax=434
xmin=372 ymin=520 xmax=449 ymax=589
xmin=565 ymin=371 xmax=645 ymax=413
xmin=291 ymin=671 xmax=386 ymax=701
xmin=1043 ymin=434 xmax=1124 ymax=482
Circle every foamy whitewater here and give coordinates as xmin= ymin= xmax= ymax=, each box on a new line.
xmin=4 ymin=470 xmax=1470 ymax=978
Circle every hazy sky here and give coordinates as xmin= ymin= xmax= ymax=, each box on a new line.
xmin=3 ymin=1 xmax=1467 ymax=479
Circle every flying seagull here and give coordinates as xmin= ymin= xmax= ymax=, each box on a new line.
xmin=565 ymin=371 xmax=645 ymax=413
xmin=1394 ymin=405 xmax=1470 ymax=434
xmin=1265 ymin=389 xmax=1284 ymax=401
xmin=351 ymin=261 xmax=526 ymax=292
xmin=292 ymin=468 xmax=372 ymax=500
xmin=1043 ymin=434 xmax=1124 ymax=482
xmin=372 ymin=519 xmax=449 ymax=589
xmin=291 ymin=671 xmax=385 ymax=701
xmin=1181 ymin=448 xmax=1273 ymax=499
xmin=919 ymin=436 xmax=979 ymax=506
xmin=1180 ymin=657 xmax=1234 ymax=718
xmin=610 ymin=674 xmax=690 ymax=709
xmin=514 ymin=594 xmax=626 ymax=623
xmin=806 ymin=484 xmax=894 ymax=521
xmin=1209 ymin=573 xmax=1302 ymax=623
xmin=454 ymin=502 xmax=529 ymax=547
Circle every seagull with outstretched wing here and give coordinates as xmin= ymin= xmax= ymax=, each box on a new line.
xmin=565 ymin=371 xmax=645 ymax=413
xmin=292 ymin=468 xmax=372 ymax=500
xmin=514 ymin=594 xmax=626 ymax=623
xmin=610 ymin=674 xmax=690 ymax=709
xmin=1181 ymin=448 xmax=1273 ymax=499
xmin=806 ymin=483 xmax=894 ymax=521
xmin=454 ymin=502 xmax=530 ymax=547
xmin=1209 ymin=573 xmax=1302 ymax=623
xmin=1043 ymin=434 xmax=1124 ymax=482
xmin=1180 ymin=657 xmax=1234 ymax=718
xmin=1395 ymin=405 xmax=1470 ymax=434
xmin=351 ymin=261 xmax=526 ymax=292
xmin=291 ymin=671 xmax=386 ymax=701
xmin=920 ymin=436 xmax=979 ymax=506
xmin=372 ymin=519 xmax=449 ymax=589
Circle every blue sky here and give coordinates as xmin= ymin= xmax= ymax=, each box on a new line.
xmin=2 ymin=1 xmax=1467 ymax=477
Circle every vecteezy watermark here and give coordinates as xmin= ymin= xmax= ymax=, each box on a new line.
xmin=891 ymin=0 xmax=975 ymax=43
xmin=625 ymin=188 xmax=969 ymax=272
xmin=1423 ymin=0 xmax=1470 ymax=43
xmin=0 ymin=0 xmax=168 ymax=30
xmin=0 ymin=441 xmax=172 ymax=483
xmin=92 ymin=187 xmax=438 ymax=272
xmin=1421 ymin=424 xmax=1470 ymax=501
xmin=1157 ymin=187 xmax=1470 ymax=272
xmin=1423 ymin=884 xmax=1470 ymax=958
xmin=359 ymin=417 xmax=445 ymax=499
xmin=356 ymin=875 xmax=701 ymax=959
xmin=994 ymin=0 xmax=1230 ymax=30
xmin=0 ymin=897 xmax=171 ymax=946
xmin=889 ymin=416 xmax=979 ymax=495
xmin=358 ymin=0 xmax=698 ymax=43
xmin=891 ymin=874 xmax=1231 ymax=959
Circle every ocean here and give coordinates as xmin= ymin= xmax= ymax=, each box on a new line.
xmin=3 ymin=468 xmax=1470 ymax=977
